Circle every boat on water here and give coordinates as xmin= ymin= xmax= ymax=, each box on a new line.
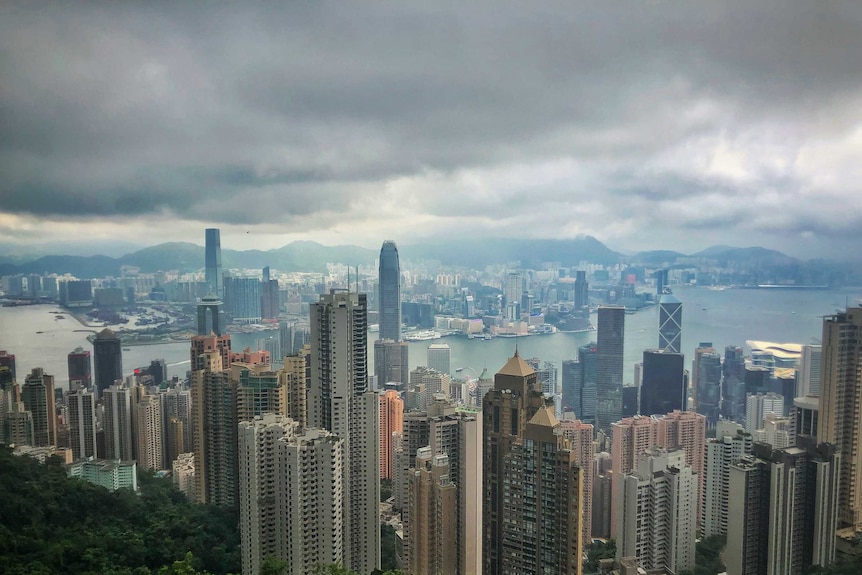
xmin=404 ymin=330 xmax=442 ymax=341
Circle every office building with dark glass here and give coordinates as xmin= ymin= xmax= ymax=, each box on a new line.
xmin=205 ymin=228 xmax=223 ymax=298
xmin=640 ymin=349 xmax=686 ymax=416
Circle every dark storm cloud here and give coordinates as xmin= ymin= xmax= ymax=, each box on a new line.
xmin=1 ymin=1 xmax=862 ymax=253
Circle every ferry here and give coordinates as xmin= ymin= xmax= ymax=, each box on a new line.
xmin=404 ymin=330 xmax=442 ymax=341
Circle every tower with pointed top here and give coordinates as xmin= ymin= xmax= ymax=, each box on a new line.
xmin=659 ymin=294 xmax=683 ymax=353
xmin=482 ymin=352 xmax=583 ymax=574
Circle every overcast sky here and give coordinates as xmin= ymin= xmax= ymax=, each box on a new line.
xmin=2 ymin=2 xmax=861 ymax=259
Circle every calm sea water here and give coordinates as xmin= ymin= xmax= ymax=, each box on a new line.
xmin=1 ymin=286 xmax=859 ymax=389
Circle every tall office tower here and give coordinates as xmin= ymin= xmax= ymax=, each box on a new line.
xmin=655 ymin=269 xmax=669 ymax=296
xmin=234 ymin=363 xmax=286 ymax=423
xmin=379 ymin=390 xmax=403 ymax=480
xmin=745 ymin=392 xmax=784 ymax=432
xmin=427 ymin=342 xmax=451 ymax=375
xmin=238 ymin=414 xmax=344 ymax=575
xmin=160 ymin=388 xmax=192 ymax=466
xmin=574 ymin=270 xmax=589 ymax=315
xmin=560 ymin=417 xmax=595 ymax=547
xmin=205 ymin=228 xmax=223 ymax=298
xmin=93 ymin=328 xmax=123 ymax=397
xmin=21 ymin=368 xmax=57 ymax=447
xmin=798 ymin=344 xmax=822 ymax=397
xmin=596 ymin=306 xmax=625 ymax=432
xmin=562 ymin=359 xmax=580 ymax=415
xmin=725 ymin=439 xmax=839 ymax=575
xmin=0 ymin=350 xmax=16 ymax=379
xmin=482 ymin=353 xmax=583 ymax=574
xmin=818 ymin=307 xmax=862 ymax=527
xmin=658 ymin=294 xmax=682 ymax=353
xmin=405 ymin=448 xmax=458 ymax=575
xmin=260 ymin=266 xmax=280 ymax=320
xmin=281 ymin=354 xmax=308 ymax=428
xmin=228 ymin=277 xmax=262 ymax=324
xmin=308 ymin=290 xmax=380 ymax=574
xmin=191 ymin=347 xmax=239 ymax=507
xmin=617 ymin=448 xmax=696 ymax=574
xmin=722 ymin=345 xmax=746 ymax=421
xmin=67 ymin=388 xmax=96 ymax=460
xmin=702 ymin=421 xmax=753 ymax=538
xmin=378 ymin=240 xmax=402 ymax=342
xmin=640 ymin=349 xmax=685 ymax=416
xmin=693 ymin=345 xmax=721 ymax=427
xmin=135 ymin=394 xmax=163 ymax=471
xmin=621 ymin=386 xmax=639 ymax=417
xmin=103 ymin=384 xmax=134 ymax=460
xmin=197 ymin=296 xmax=224 ymax=336
xmin=395 ymin=398 xmax=482 ymax=574
xmin=67 ymin=347 xmax=92 ymax=390
xmin=374 ymin=339 xmax=409 ymax=387
xmin=410 ymin=366 xmax=452 ymax=400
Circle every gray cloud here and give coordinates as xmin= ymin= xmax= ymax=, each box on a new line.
xmin=1 ymin=1 xmax=862 ymax=256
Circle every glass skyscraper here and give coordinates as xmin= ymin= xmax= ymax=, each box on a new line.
xmin=378 ymin=240 xmax=401 ymax=342
xmin=205 ymin=228 xmax=223 ymax=298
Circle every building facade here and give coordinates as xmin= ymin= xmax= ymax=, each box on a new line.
xmin=378 ymin=240 xmax=402 ymax=342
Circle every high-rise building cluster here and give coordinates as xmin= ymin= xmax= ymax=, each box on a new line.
xmin=5 ymin=230 xmax=862 ymax=575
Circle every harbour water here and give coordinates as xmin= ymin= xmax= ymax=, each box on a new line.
xmin=1 ymin=285 xmax=859 ymax=389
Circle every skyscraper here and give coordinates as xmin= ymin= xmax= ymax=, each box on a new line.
xmin=658 ymin=293 xmax=682 ymax=353
xmin=309 ymin=290 xmax=380 ymax=574
xmin=93 ymin=328 xmax=123 ymax=397
xmin=22 ymin=368 xmax=57 ymax=447
xmin=191 ymin=345 xmax=238 ymax=507
xmin=260 ymin=266 xmax=280 ymax=320
xmin=135 ymin=394 xmax=163 ymax=471
xmin=238 ymin=414 xmax=344 ymax=575
xmin=378 ymin=240 xmax=402 ymax=342
xmin=394 ymin=398 xmax=482 ymax=574
xmin=67 ymin=347 xmax=92 ymax=390
xmin=227 ymin=277 xmax=262 ymax=324
xmin=405 ymin=448 xmax=458 ymax=575
xmin=205 ymin=228 xmax=223 ymax=298
xmin=640 ymin=349 xmax=685 ymax=416
xmin=702 ymin=421 xmax=752 ymax=539
xmin=197 ymin=296 xmax=224 ymax=336
xmin=103 ymin=384 xmax=134 ymax=460
xmin=483 ymin=352 xmax=583 ymax=574
xmin=574 ymin=270 xmax=589 ymax=315
xmin=817 ymin=307 xmax=862 ymax=528
xmin=617 ymin=448 xmax=696 ymax=573
xmin=725 ymin=439 xmax=839 ymax=574
xmin=67 ymin=388 xmax=97 ymax=460
xmin=427 ymin=342 xmax=451 ymax=375
xmin=378 ymin=390 xmax=403 ymax=480
xmin=374 ymin=339 xmax=409 ymax=387
xmin=596 ymin=306 xmax=625 ymax=432
xmin=693 ymin=344 xmax=722 ymax=428
xmin=797 ymin=344 xmax=822 ymax=397
xmin=0 ymin=350 xmax=16 ymax=379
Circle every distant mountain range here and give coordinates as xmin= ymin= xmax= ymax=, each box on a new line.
xmin=0 ymin=236 xmax=816 ymax=278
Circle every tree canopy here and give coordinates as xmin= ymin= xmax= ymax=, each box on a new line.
xmin=0 ymin=446 xmax=240 ymax=575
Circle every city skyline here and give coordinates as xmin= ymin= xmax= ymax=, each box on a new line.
xmin=2 ymin=3 xmax=862 ymax=259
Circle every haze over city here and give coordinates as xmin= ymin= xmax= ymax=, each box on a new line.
xmin=2 ymin=3 xmax=862 ymax=258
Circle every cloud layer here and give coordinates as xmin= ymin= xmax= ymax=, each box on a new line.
xmin=2 ymin=2 xmax=862 ymax=257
